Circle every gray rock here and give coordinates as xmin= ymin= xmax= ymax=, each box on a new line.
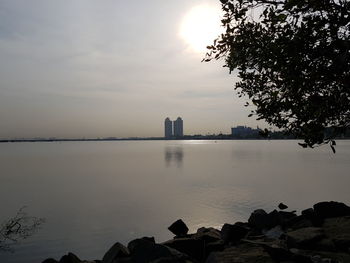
xmin=102 ymin=242 xmax=129 ymax=263
xmin=313 ymin=201 xmax=350 ymax=219
xmin=168 ymin=219 xmax=189 ymax=237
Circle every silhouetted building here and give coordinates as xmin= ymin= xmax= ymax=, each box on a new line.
xmin=164 ymin=117 xmax=173 ymax=138
xmin=231 ymin=126 xmax=258 ymax=137
xmin=173 ymin=117 xmax=183 ymax=137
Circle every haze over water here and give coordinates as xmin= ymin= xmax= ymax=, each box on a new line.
xmin=0 ymin=140 xmax=349 ymax=263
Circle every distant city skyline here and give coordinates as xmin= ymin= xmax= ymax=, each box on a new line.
xmin=0 ymin=0 xmax=268 ymax=139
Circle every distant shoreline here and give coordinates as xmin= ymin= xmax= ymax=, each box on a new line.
xmin=1 ymin=137 xmax=349 ymax=143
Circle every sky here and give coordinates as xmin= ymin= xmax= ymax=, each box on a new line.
xmin=0 ymin=0 xmax=264 ymax=139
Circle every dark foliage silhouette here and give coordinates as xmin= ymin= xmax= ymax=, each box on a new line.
xmin=0 ymin=207 xmax=45 ymax=252
xmin=204 ymin=0 xmax=350 ymax=149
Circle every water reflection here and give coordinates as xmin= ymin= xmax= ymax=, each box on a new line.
xmin=164 ymin=146 xmax=184 ymax=167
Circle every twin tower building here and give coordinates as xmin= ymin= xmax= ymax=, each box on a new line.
xmin=164 ymin=117 xmax=183 ymax=138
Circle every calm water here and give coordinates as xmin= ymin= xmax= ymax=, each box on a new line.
xmin=0 ymin=140 xmax=349 ymax=263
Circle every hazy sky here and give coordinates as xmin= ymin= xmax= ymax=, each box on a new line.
xmin=0 ymin=0 xmax=264 ymax=138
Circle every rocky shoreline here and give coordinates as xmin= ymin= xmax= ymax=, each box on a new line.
xmin=43 ymin=201 xmax=350 ymax=263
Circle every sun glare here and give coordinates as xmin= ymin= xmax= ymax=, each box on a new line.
xmin=180 ymin=4 xmax=223 ymax=53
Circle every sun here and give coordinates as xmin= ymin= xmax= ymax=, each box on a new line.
xmin=179 ymin=4 xmax=223 ymax=53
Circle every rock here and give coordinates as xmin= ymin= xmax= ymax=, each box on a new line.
xmin=206 ymin=243 xmax=275 ymax=263
xmin=313 ymin=201 xmax=350 ymax=219
xmin=204 ymin=240 xmax=225 ymax=258
xmin=263 ymin=225 xmax=284 ymax=239
xmin=220 ymin=223 xmax=249 ymax=244
xmin=248 ymin=209 xmax=271 ymax=230
xmin=194 ymin=227 xmax=221 ymax=243
xmin=301 ymin=208 xmax=323 ymax=227
xmin=323 ymin=216 xmax=350 ymax=251
xmin=292 ymin=249 xmax=350 ymax=263
xmin=168 ymin=219 xmax=189 ymax=237
xmin=102 ymin=242 xmax=130 ymax=263
xmin=127 ymin=237 xmax=189 ymax=263
xmin=286 ymin=215 xmax=313 ymax=230
xmin=162 ymin=237 xmax=205 ymax=262
xmin=42 ymin=259 xmax=59 ymax=263
xmin=285 ymin=227 xmax=325 ymax=249
xmin=279 ymin=203 xmax=288 ymax=210
xmin=59 ymin=253 xmax=82 ymax=263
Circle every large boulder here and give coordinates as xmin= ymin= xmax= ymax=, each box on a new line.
xmin=42 ymin=259 xmax=59 ymax=263
xmin=206 ymin=243 xmax=275 ymax=263
xmin=285 ymin=227 xmax=325 ymax=249
xmin=248 ymin=209 xmax=286 ymax=230
xmin=313 ymin=201 xmax=350 ymax=219
xmin=168 ymin=219 xmax=189 ymax=237
xmin=162 ymin=237 xmax=205 ymax=262
xmin=59 ymin=253 xmax=82 ymax=263
xmin=127 ymin=237 xmax=190 ymax=263
xmin=248 ymin=209 xmax=270 ymax=230
xmin=193 ymin=227 xmax=221 ymax=243
xmin=278 ymin=203 xmax=288 ymax=210
xmin=102 ymin=242 xmax=130 ymax=263
xmin=220 ymin=223 xmax=249 ymax=244
xmin=323 ymin=216 xmax=350 ymax=251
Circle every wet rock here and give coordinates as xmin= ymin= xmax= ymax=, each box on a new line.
xmin=313 ymin=201 xmax=350 ymax=219
xmin=163 ymin=237 xmax=205 ymax=262
xmin=168 ymin=219 xmax=189 ymax=237
xmin=102 ymin=242 xmax=130 ymax=263
xmin=59 ymin=253 xmax=82 ymax=263
xmin=279 ymin=203 xmax=288 ymax=210
xmin=220 ymin=223 xmax=249 ymax=244
xmin=286 ymin=227 xmax=325 ymax=248
xmin=127 ymin=237 xmax=189 ymax=263
xmin=206 ymin=243 xmax=275 ymax=263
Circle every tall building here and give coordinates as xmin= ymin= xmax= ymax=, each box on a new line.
xmin=164 ymin=117 xmax=173 ymax=138
xmin=173 ymin=117 xmax=183 ymax=137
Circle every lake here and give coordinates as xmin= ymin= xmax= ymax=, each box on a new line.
xmin=0 ymin=140 xmax=349 ymax=263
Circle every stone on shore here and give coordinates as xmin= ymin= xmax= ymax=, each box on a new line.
xmin=285 ymin=227 xmax=325 ymax=248
xmin=168 ymin=219 xmax=189 ymax=237
xmin=162 ymin=237 xmax=205 ymax=262
xmin=206 ymin=243 xmax=275 ymax=263
xmin=127 ymin=237 xmax=191 ymax=263
xmin=42 ymin=259 xmax=59 ymax=263
xmin=278 ymin=203 xmax=288 ymax=210
xmin=220 ymin=223 xmax=249 ymax=244
xmin=102 ymin=242 xmax=129 ymax=263
xmin=59 ymin=253 xmax=82 ymax=263
xmin=313 ymin=201 xmax=350 ymax=219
